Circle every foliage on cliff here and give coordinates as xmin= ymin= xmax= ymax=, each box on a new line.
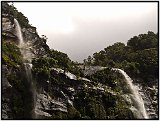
xmin=2 ymin=41 xmax=34 ymax=119
xmin=2 ymin=2 xmax=42 ymax=119
xmin=32 ymin=49 xmax=84 ymax=84
xmin=85 ymin=31 xmax=158 ymax=85
xmin=2 ymin=2 xmax=157 ymax=120
xmin=2 ymin=41 xmax=23 ymax=68
xmin=2 ymin=2 xmax=31 ymax=28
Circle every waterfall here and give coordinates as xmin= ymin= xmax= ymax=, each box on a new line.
xmin=14 ymin=18 xmax=36 ymax=118
xmin=14 ymin=19 xmax=24 ymax=46
xmin=112 ymin=68 xmax=148 ymax=119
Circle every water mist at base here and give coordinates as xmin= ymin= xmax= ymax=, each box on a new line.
xmin=112 ymin=68 xmax=148 ymax=119
xmin=14 ymin=19 xmax=36 ymax=118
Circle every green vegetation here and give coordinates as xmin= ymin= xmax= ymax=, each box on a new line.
xmin=48 ymin=107 xmax=80 ymax=120
xmin=2 ymin=41 xmax=23 ymax=68
xmin=32 ymin=49 xmax=84 ymax=83
xmin=127 ymin=31 xmax=158 ymax=50
xmin=8 ymin=70 xmax=34 ymax=119
xmin=85 ymin=31 xmax=158 ymax=85
xmin=74 ymin=86 xmax=134 ymax=119
xmin=2 ymin=41 xmax=33 ymax=119
xmin=67 ymin=105 xmax=81 ymax=119
xmin=86 ymin=68 xmax=125 ymax=93
xmin=31 ymin=51 xmax=133 ymax=119
xmin=49 ymin=49 xmax=84 ymax=76
xmin=2 ymin=2 xmax=158 ymax=120
xmin=2 ymin=2 xmax=31 ymax=28
xmin=49 ymin=49 xmax=71 ymax=72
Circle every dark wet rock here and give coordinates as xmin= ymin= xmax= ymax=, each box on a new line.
xmin=2 ymin=65 xmax=13 ymax=119
xmin=2 ymin=3 xmax=158 ymax=119
xmin=35 ymin=93 xmax=68 ymax=118
xmin=139 ymin=84 xmax=158 ymax=119
xmin=2 ymin=65 xmax=12 ymax=92
xmin=2 ymin=100 xmax=12 ymax=119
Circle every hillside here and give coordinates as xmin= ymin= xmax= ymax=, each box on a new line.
xmin=2 ymin=2 xmax=158 ymax=119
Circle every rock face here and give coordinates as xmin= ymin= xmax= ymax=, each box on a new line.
xmin=2 ymin=65 xmax=13 ymax=119
xmin=34 ymin=68 xmax=86 ymax=118
xmin=139 ymin=84 xmax=158 ymax=119
xmin=83 ymin=66 xmax=107 ymax=76
xmin=2 ymin=15 xmax=49 ymax=59
xmin=2 ymin=17 xmax=14 ymax=32
xmin=35 ymin=93 xmax=67 ymax=118
xmin=1 ymin=2 xmax=158 ymax=120
xmin=2 ymin=5 xmax=82 ymax=119
xmin=22 ymin=27 xmax=49 ymax=57
xmin=2 ymin=3 xmax=50 ymax=119
xmin=2 ymin=15 xmax=17 ymax=41
xmin=33 ymin=67 xmax=134 ymax=119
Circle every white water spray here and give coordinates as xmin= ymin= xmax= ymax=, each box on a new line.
xmin=14 ymin=19 xmax=33 ymax=62
xmin=112 ymin=68 xmax=148 ymax=119
xmin=14 ymin=18 xmax=36 ymax=118
xmin=14 ymin=19 xmax=24 ymax=46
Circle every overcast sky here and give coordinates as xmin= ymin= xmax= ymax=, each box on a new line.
xmin=13 ymin=2 xmax=158 ymax=62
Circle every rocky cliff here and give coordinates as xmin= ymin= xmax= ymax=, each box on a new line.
xmin=2 ymin=2 xmax=49 ymax=119
xmin=1 ymin=2 xmax=158 ymax=119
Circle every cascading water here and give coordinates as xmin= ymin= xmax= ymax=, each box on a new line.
xmin=112 ymin=68 xmax=148 ymax=119
xmin=14 ymin=19 xmax=24 ymax=46
xmin=14 ymin=18 xmax=36 ymax=118
xmin=13 ymin=18 xmax=151 ymax=119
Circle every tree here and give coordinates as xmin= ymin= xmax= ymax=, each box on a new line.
xmin=127 ymin=31 xmax=158 ymax=50
xmin=86 ymin=56 xmax=93 ymax=66
xmin=135 ymin=48 xmax=158 ymax=80
xmin=84 ymin=31 xmax=158 ymax=85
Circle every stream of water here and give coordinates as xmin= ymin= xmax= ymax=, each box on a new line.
xmin=112 ymin=68 xmax=148 ymax=119
xmin=14 ymin=18 xmax=151 ymax=119
xmin=14 ymin=18 xmax=36 ymax=118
